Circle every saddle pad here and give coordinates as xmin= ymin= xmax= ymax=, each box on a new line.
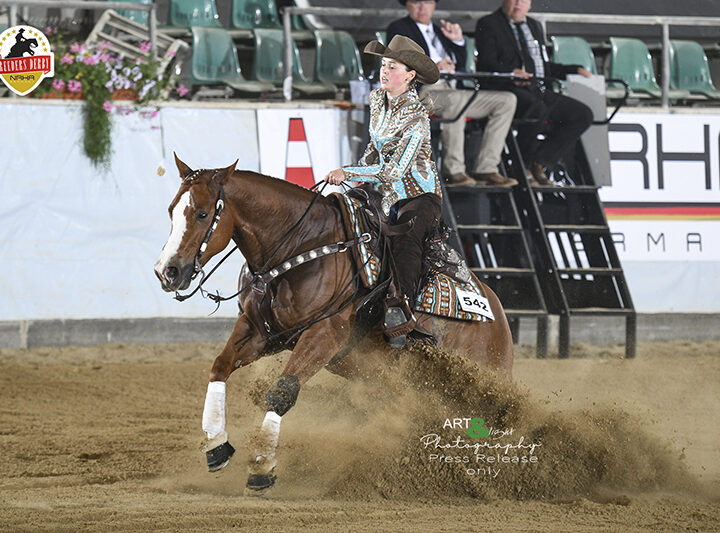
xmin=334 ymin=192 xmax=381 ymax=288
xmin=416 ymin=271 xmax=493 ymax=323
xmin=333 ymin=192 xmax=492 ymax=322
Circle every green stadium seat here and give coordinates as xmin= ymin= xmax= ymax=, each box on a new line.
xmin=551 ymin=36 xmax=597 ymax=74
xmin=252 ymin=28 xmax=335 ymax=95
xmin=313 ymin=30 xmax=364 ymax=87
xmin=190 ymin=27 xmax=274 ymax=93
xmin=608 ymin=37 xmax=689 ymax=100
xmin=231 ymin=0 xmax=280 ymax=29
xmin=169 ymin=0 xmax=221 ymax=27
xmin=670 ymin=40 xmax=720 ymax=99
xmin=112 ymin=0 xmax=151 ymax=25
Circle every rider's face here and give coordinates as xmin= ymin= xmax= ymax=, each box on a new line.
xmin=380 ymin=58 xmax=415 ymax=97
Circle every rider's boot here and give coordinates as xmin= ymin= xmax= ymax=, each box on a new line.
xmin=383 ymin=294 xmax=416 ymax=349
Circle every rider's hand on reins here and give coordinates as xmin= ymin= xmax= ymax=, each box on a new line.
xmin=324 ymin=168 xmax=347 ymax=185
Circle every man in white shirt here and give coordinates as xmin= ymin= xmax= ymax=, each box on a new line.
xmin=387 ymin=0 xmax=517 ymax=186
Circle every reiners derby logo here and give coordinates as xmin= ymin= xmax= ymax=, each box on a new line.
xmin=0 ymin=25 xmax=54 ymax=96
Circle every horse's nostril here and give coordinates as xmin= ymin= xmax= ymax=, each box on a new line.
xmin=165 ymin=266 xmax=179 ymax=280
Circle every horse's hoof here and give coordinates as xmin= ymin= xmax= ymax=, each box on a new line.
xmin=206 ymin=441 xmax=235 ymax=472
xmin=245 ymin=470 xmax=277 ymax=497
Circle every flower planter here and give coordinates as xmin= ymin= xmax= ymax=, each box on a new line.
xmin=37 ymin=90 xmax=83 ymax=100
xmin=110 ymin=89 xmax=138 ymax=101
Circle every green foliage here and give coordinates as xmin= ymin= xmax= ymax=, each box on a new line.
xmin=35 ymin=32 xmax=186 ymax=169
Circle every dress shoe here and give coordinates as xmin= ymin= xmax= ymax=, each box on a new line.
xmin=446 ymin=172 xmax=476 ymax=186
xmin=475 ymin=172 xmax=518 ymax=187
xmin=530 ymin=162 xmax=554 ymax=186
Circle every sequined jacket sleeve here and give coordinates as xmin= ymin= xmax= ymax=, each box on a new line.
xmin=343 ymin=89 xmax=431 ymax=185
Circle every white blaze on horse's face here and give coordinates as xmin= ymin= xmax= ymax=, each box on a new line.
xmin=154 ymin=191 xmax=192 ymax=285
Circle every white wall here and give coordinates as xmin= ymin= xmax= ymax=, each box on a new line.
xmin=1 ymin=102 xmax=718 ymax=320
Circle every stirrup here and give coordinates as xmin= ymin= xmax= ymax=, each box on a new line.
xmin=383 ymin=296 xmax=416 ymax=349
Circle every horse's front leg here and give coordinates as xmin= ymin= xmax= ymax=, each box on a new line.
xmin=202 ymin=314 xmax=265 ymax=471
xmin=245 ymin=307 xmax=353 ymax=495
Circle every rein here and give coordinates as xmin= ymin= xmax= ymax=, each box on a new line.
xmin=172 ymin=180 xmax=369 ymax=336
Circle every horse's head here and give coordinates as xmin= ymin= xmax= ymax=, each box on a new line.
xmin=154 ymin=154 xmax=238 ymax=292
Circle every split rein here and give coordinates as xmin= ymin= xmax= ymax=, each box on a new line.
xmin=172 ymin=180 xmax=371 ymax=341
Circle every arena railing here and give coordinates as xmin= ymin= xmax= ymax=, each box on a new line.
xmin=281 ymin=6 xmax=720 ymax=107
xmin=1 ymin=0 xmax=158 ymax=58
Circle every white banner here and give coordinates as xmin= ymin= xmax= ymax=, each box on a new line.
xmin=602 ymin=111 xmax=720 ymax=264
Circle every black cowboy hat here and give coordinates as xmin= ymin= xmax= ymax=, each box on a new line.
xmin=364 ymin=35 xmax=440 ymax=84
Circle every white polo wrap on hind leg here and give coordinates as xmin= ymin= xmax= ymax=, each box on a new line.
xmin=202 ymin=381 xmax=227 ymax=444
xmin=251 ymin=411 xmax=282 ymax=475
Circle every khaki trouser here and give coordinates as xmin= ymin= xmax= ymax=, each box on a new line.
xmin=420 ymin=81 xmax=516 ymax=176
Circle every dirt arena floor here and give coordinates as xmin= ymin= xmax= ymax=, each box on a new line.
xmin=1 ymin=339 xmax=719 ymax=532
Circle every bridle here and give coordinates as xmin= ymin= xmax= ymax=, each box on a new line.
xmin=171 ymin=174 xmax=370 ymax=339
xmin=173 ymin=169 xmax=236 ymax=302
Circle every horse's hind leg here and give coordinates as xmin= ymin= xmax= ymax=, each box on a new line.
xmin=202 ymin=314 xmax=265 ymax=471
xmin=245 ymin=309 xmax=353 ymax=495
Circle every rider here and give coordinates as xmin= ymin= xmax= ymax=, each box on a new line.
xmin=324 ymin=35 xmax=441 ymax=348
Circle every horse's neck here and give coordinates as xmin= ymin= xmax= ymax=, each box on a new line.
xmin=226 ymin=174 xmax=338 ymax=271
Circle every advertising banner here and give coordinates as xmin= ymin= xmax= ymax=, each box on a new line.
xmin=602 ymin=112 xmax=720 ymax=262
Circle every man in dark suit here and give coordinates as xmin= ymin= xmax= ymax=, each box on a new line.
xmin=475 ymin=0 xmax=593 ymax=185
xmin=388 ymin=0 xmax=518 ymax=187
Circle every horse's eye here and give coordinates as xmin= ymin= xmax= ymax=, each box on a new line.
xmin=198 ymin=211 xmax=208 ymax=220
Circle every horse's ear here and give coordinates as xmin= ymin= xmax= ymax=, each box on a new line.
xmin=174 ymin=152 xmax=193 ymax=180
xmin=214 ymin=159 xmax=238 ymax=185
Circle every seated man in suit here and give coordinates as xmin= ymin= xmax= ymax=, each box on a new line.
xmin=388 ymin=0 xmax=518 ymax=187
xmin=475 ymin=0 xmax=593 ymax=185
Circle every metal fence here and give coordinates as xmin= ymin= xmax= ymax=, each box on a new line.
xmin=282 ymin=6 xmax=720 ymax=107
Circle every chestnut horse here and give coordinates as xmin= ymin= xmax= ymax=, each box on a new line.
xmin=154 ymin=155 xmax=513 ymax=495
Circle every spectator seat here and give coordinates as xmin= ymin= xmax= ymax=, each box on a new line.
xmin=252 ymin=28 xmax=335 ymax=95
xmin=608 ymin=37 xmax=689 ymax=100
xmin=313 ymin=30 xmax=364 ymax=87
xmin=551 ymin=36 xmax=597 ymax=74
xmin=190 ymin=27 xmax=274 ymax=93
xmin=112 ymin=0 xmax=152 ymax=25
xmin=670 ymin=40 xmax=720 ymax=100
xmin=169 ymin=0 xmax=221 ymax=28
xmin=231 ymin=0 xmax=281 ymax=29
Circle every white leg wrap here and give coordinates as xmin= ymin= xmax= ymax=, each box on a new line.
xmin=250 ymin=411 xmax=282 ymax=475
xmin=259 ymin=411 xmax=282 ymax=451
xmin=202 ymin=381 xmax=226 ymax=440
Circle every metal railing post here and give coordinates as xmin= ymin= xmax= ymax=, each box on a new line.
xmin=149 ymin=5 xmax=158 ymax=61
xmin=661 ymin=22 xmax=670 ymax=108
xmin=282 ymin=9 xmax=293 ymax=102
xmin=9 ymin=3 xmax=17 ymax=26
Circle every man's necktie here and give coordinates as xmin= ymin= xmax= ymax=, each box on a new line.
xmin=513 ymin=22 xmax=536 ymax=75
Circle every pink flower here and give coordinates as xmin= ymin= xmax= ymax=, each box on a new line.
xmin=167 ymin=49 xmax=176 ymax=58
xmin=52 ymin=79 xmax=66 ymax=90
xmin=70 ymin=42 xmax=83 ymax=53
xmin=176 ymin=84 xmax=189 ymax=97
xmin=99 ymin=53 xmax=111 ymax=63
xmin=103 ymin=101 xmax=113 ymax=112
xmin=67 ymin=80 xmax=82 ymax=93
xmin=150 ymin=110 xmax=159 ymax=118
xmin=61 ymin=53 xmax=74 ymax=65
xmin=98 ymin=41 xmax=109 ymax=52
xmin=83 ymin=55 xmax=99 ymax=66
xmin=139 ymin=41 xmax=152 ymax=53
